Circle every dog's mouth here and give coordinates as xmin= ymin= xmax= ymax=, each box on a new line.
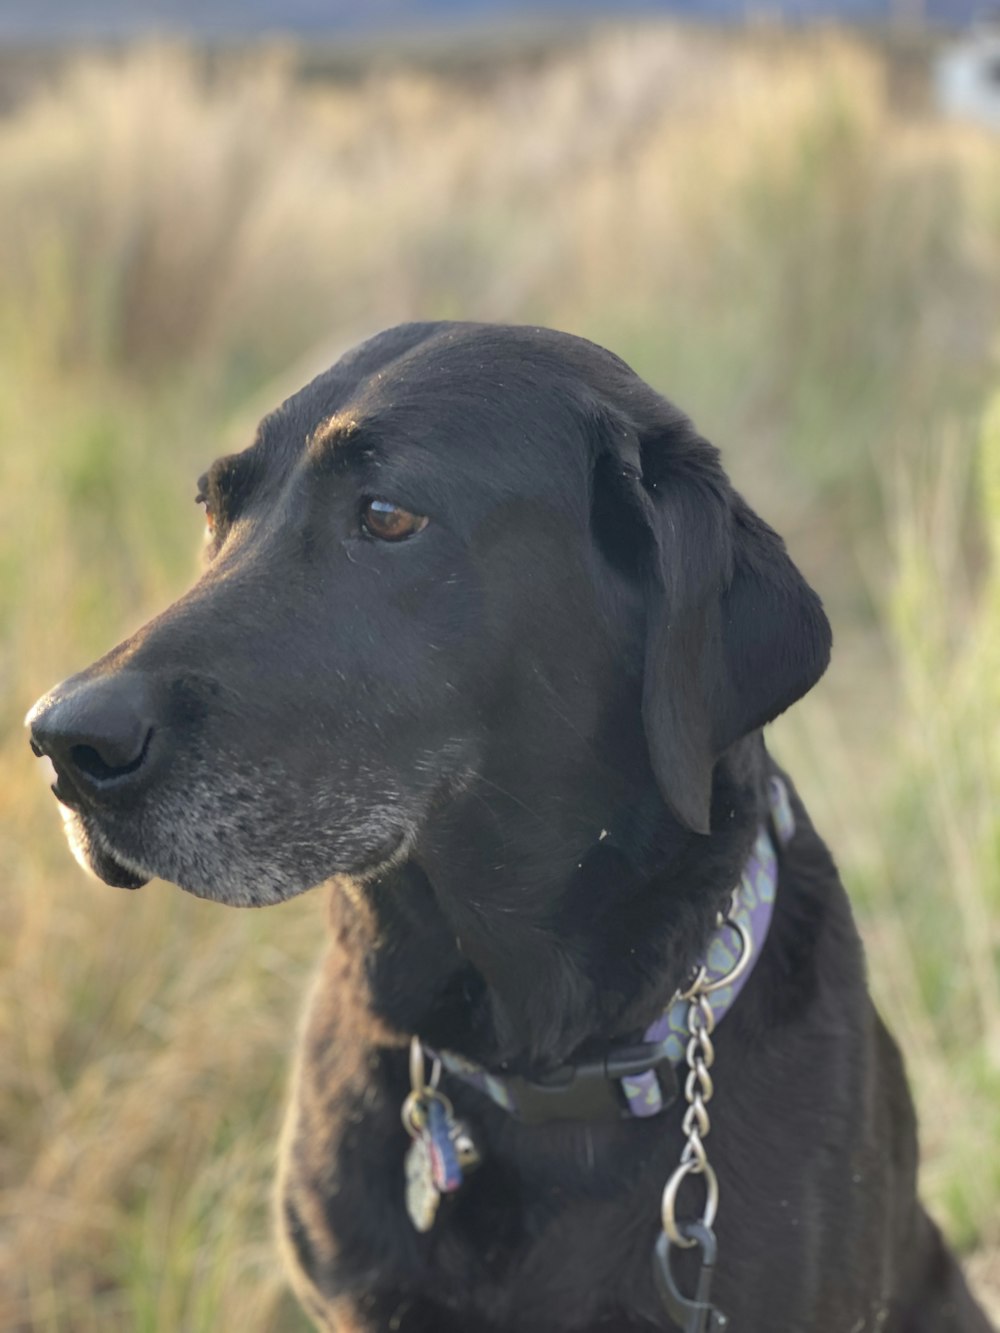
xmin=56 ymin=801 xmax=150 ymax=891
xmin=49 ymin=782 xmax=416 ymax=904
xmin=31 ymin=752 xmax=147 ymax=890
xmin=35 ymin=732 xmax=425 ymax=906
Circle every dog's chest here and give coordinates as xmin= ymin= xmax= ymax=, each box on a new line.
xmin=278 ymin=991 xmax=671 ymax=1333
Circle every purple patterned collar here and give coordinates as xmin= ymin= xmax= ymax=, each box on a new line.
xmin=428 ymin=776 xmax=795 ymax=1124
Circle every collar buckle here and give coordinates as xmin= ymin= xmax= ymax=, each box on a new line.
xmin=504 ymin=1037 xmax=680 ymax=1125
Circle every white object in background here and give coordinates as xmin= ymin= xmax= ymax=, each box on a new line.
xmin=936 ymin=20 xmax=1000 ymax=131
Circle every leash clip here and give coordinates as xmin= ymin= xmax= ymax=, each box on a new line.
xmin=654 ymin=1221 xmax=729 ymax=1333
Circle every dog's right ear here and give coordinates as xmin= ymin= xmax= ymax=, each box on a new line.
xmin=591 ymin=402 xmax=831 ymax=833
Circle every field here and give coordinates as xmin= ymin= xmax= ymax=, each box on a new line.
xmin=1 ymin=24 xmax=998 ymax=1330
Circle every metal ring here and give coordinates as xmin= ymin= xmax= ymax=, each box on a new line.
xmin=677 ymin=964 xmax=708 ymax=1003
xmin=660 ymin=1157 xmax=719 ymax=1247
xmin=409 ymin=1035 xmax=426 ymax=1094
xmin=400 ymin=1090 xmax=426 ymax=1137
xmin=700 ymin=915 xmax=754 ymax=995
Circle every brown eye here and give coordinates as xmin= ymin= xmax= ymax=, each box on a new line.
xmin=361 ymin=499 xmax=428 ymax=542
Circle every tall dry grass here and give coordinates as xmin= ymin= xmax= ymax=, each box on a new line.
xmin=1 ymin=28 xmax=998 ymax=1329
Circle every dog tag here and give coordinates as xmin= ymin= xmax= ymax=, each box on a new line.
xmin=401 ymin=1040 xmax=481 ymax=1232
xmin=426 ymin=1097 xmax=463 ymax=1193
xmin=404 ymin=1131 xmax=440 ymax=1232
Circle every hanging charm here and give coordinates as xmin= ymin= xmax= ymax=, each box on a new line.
xmin=404 ymin=1129 xmax=441 ymax=1232
xmin=402 ymin=1037 xmax=481 ymax=1232
xmin=425 ymin=1096 xmax=464 ymax=1192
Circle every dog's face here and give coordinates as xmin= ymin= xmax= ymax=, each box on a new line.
xmin=28 ymin=323 xmax=831 ymax=917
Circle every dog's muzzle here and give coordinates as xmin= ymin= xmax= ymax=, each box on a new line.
xmin=26 ymin=673 xmax=159 ymax=888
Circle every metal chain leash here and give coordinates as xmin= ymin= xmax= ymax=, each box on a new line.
xmin=654 ymin=890 xmax=753 ymax=1332
xmin=660 ymin=983 xmax=719 ymax=1246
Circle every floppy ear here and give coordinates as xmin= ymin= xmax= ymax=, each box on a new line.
xmin=596 ymin=407 xmax=831 ymax=834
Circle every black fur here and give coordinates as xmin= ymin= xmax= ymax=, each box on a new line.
xmin=27 ymin=323 xmax=993 ymax=1332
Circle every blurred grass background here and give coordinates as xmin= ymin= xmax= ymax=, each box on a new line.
xmin=0 ymin=23 xmax=998 ymax=1330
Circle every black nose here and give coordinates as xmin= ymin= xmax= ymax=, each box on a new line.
xmin=27 ymin=673 xmax=157 ymax=797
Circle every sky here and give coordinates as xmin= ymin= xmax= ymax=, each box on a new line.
xmin=0 ymin=0 xmax=983 ymax=42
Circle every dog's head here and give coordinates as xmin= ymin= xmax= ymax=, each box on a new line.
xmin=28 ymin=323 xmax=830 ymax=919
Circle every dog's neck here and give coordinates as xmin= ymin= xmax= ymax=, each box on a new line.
xmin=346 ymin=735 xmax=770 ymax=1076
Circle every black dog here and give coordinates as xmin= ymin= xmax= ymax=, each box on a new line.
xmin=28 ymin=324 xmax=993 ymax=1332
